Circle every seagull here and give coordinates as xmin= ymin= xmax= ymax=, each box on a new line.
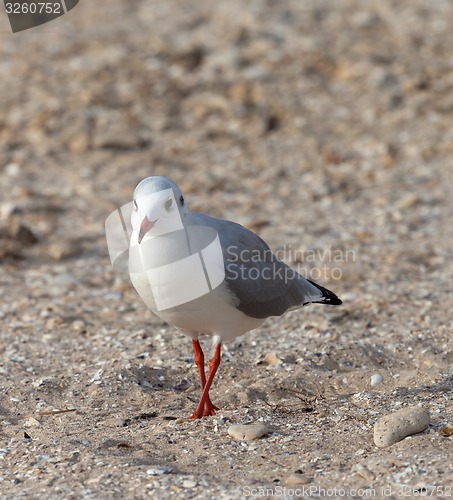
xmin=128 ymin=176 xmax=342 ymax=419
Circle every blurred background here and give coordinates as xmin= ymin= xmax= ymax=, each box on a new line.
xmin=0 ymin=0 xmax=452 ymax=496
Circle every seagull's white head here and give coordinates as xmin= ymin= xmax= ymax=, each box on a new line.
xmin=131 ymin=176 xmax=190 ymax=244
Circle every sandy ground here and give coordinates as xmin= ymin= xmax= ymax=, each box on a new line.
xmin=0 ymin=0 xmax=452 ymax=498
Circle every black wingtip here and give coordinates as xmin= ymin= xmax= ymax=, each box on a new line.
xmin=307 ymin=279 xmax=342 ymax=305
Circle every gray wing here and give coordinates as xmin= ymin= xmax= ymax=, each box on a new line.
xmin=194 ymin=213 xmax=340 ymax=319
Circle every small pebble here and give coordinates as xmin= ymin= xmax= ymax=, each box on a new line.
xmin=47 ymin=242 xmax=76 ymax=260
xmin=374 ymin=406 xmax=430 ymax=448
xmin=370 ymin=373 xmax=383 ymax=387
xmin=439 ymin=423 xmax=453 ymax=437
xmin=174 ymin=379 xmax=190 ymax=391
xmin=0 ymin=202 xmax=19 ymax=219
xmin=24 ymin=417 xmax=41 ymax=427
xmin=182 ymin=479 xmax=197 ymax=488
xmin=228 ymin=423 xmax=270 ymax=441
xmin=146 ymin=466 xmax=172 ymax=476
xmin=264 ymin=352 xmax=283 ymax=367
xmin=5 ymin=163 xmax=21 ymax=176
xmin=285 ymin=473 xmax=312 ymax=485
xmin=352 ymin=463 xmax=375 ymax=481
xmin=72 ymin=320 xmax=86 ymax=331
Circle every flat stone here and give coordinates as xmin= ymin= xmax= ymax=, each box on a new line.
xmin=228 ymin=423 xmax=270 ymax=441
xmin=374 ymin=406 xmax=430 ymax=448
xmin=146 ymin=466 xmax=172 ymax=476
xmin=182 ymin=479 xmax=197 ymax=488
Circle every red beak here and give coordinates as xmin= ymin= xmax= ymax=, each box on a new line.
xmin=138 ymin=216 xmax=158 ymax=243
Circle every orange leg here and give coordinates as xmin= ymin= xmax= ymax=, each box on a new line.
xmin=189 ymin=342 xmax=221 ymax=419
xmin=192 ymin=339 xmax=207 ymax=389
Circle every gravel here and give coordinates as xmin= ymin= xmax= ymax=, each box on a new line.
xmin=0 ymin=0 xmax=452 ymax=498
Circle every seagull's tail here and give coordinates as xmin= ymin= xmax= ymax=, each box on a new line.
xmin=306 ymin=279 xmax=342 ymax=306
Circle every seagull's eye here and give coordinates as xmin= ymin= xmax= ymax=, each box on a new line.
xmin=179 ymin=195 xmax=184 ymax=206
xmin=165 ymin=198 xmax=174 ymax=211
xmin=133 ymin=199 xmax=138 ymax=211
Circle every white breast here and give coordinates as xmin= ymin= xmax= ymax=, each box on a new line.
xmin=129 ymin=233 xmax=264 ymax=342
